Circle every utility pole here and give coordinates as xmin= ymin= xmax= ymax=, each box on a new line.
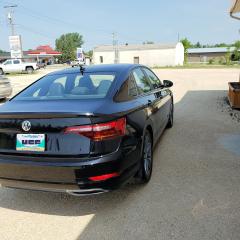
xmin=4 ymin=5 xmax=18 ymax=36
xmin=4 ymin=4 xmax=22 ymax=59
xmin=112 ymin=32 xmax=119 ymax=64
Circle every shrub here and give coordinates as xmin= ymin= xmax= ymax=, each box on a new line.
xmin=218 ymin=57 xmax=226 ymax=65
xmin=208 ymin=58 xmax=215 ymax=65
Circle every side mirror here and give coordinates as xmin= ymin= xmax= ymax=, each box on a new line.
xmin=163 ymin=80 xmax=173 ymax=88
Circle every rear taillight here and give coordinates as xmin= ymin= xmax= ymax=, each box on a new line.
xmin=89 ymin=172 xmax=120 ymax=182
xmin=64 ymin=118 xmax=126 ymax=141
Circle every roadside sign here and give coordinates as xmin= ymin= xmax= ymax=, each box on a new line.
xmin=9 ymin=35 xmax=23 ymax=58
xmin=77 ymin=48 xmax=84 ymax=61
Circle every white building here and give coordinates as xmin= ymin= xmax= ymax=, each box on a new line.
xmin=93 ymin=42 xmax=184 ymax=67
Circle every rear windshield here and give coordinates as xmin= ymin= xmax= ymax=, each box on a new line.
xmin=13 ymin=72 xmax=116 ymax=100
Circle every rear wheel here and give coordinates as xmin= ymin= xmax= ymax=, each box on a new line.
xmin=26 ymin=67 xmax=34 ymax=74
xmin=0 ymin=68 xmax=3 ymax=75
xmin=136 ymin=130 xmax=153 ymax=183
xmin=166 ymin=100 xmax=174 ymax=128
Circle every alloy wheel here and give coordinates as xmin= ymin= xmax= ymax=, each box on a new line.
xmin=167 ymin=101 xmax=174 ymax=128
xmin=143 ymin=133 xmax=153 ymax=179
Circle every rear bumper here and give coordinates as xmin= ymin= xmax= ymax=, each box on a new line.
xmin=0 ymin=149 xmax=139 ymax=195
xmin=0 ymin=179 xmax=109 ymax=196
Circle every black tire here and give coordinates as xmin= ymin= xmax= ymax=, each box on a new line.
xmin=26 ymin=67 xmax=34 ymax=74
xmin=0 ymin=68 xmax=3 ymax=75
xmin=136 ymin=130 xmax=153 ymax=183
xmin=166 ymin=100 xmax=174 ymax=128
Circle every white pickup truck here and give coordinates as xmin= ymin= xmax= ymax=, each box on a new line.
xmin=0 ymin=59 xmax=38 ymax=75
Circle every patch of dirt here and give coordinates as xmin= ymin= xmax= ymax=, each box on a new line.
xmin=217 ymin=96 xmax=240 ymax=123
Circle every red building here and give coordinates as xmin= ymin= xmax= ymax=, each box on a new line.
xmin=26 ymin=45 xmax=62 ymax=64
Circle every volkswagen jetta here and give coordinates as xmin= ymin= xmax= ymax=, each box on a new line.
xmin=0 ymin=64 xmax=173 ymax=195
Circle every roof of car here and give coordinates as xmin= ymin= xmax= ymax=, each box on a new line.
xmin=48 ymin=64 xmax=141 ymax=75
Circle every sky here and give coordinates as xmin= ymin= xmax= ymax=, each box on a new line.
xmin=0 ymin=0 xmax=239 ymax=51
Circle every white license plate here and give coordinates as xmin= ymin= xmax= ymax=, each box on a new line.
xmin=16 ymin=134 xmax=45 ymax=152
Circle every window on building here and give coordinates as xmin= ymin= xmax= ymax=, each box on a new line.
xmin=100 ymin=56 xmax=103 ymax=63
xmin=134 ymin=57 xmax=139 ymax=64
xmin=202 ymin=56 xmax=207 ymax=63
xmin=132 ymin=68 xmax=151 ymax=94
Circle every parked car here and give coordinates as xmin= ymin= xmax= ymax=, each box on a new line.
xmin=0 ymin=64 xmax=173 ymax=195
xmin=37 ymin=62 xmax=46 ymax=69
xmin=0 ymin=75 xmax=12 ymax=99
xmin=0 ymin=59 xmax=38 ymax=75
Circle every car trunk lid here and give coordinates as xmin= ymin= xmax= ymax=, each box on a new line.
xmin=0 ymin=99 xmax=121 ymax=158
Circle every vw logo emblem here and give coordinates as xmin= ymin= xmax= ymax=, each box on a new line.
xmin=22 ymin=120 xmax=31 ymax=132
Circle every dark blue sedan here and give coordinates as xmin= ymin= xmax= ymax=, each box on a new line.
xmin=0 ymin=64 xmax=173 ymax=195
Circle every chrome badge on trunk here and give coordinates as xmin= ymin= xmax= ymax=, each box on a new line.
xmin=22 ymin=120 xmax=31 ymax=132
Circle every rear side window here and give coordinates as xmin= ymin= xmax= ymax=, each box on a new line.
xmin=114 ymin=75 xmax=138 ymax=102
xmin=132 ymin=68 xmax=151 ymax=94
xmin=128 ymin=75 xmax=138 ymax=97
xmin=14 ymin=72 xmax=116 ymax=100
xmin=13 ymin=60 xmax=20 ymax=64
xmin=143 ymin=68 xmax=162 ymax=89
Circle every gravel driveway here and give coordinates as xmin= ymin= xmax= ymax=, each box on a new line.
xmin=0 ymin=68 xmax=240 ymax=240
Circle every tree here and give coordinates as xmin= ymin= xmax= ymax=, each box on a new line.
xmin=84 ymin=50 xmax=93 ymax=58
xmin=0 ymin=49 xmax=7 ymax=53
xmin=232 ymin=40 xmax=240 ymax=61
xmin=201 ymin=43 xmax=233 ymax=48
xmin=55 ymin=33 xmax=84 ymax=62
xmin=193 ymin=42 xmax=202 ymax=48
xmin=180 ymin=38 xmax=192 ymax=63
xmin=225 ymin=47 xmax=232 ymax=65
xmin=214 ymin=43 xmax=229 ymax=48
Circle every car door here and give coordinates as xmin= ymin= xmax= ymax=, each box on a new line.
xmin=3 ymin=60 xmax=13 ymax=72
xmin=12 ymin=59 xmax=22 ymax=72
xmin=131 ymin=67 xmax=159 ymax=140
xmin=142 ymin=67 xmax=171 ymax=135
